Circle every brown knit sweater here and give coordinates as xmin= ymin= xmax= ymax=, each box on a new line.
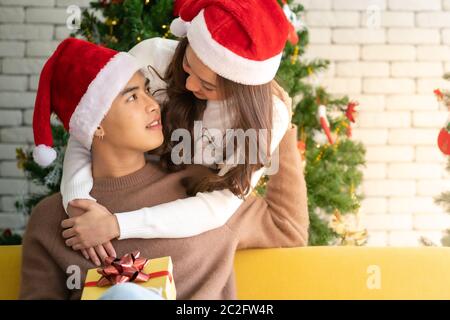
xmin=19 ymin=128 xmax=309 ymax=300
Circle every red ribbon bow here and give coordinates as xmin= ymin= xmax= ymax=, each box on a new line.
xmin=84 ymin=251 xmax=172 ymax=287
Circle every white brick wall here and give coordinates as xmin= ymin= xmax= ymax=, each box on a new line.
xmin=301 ymin=0 xmax=450 ymax=246
xmin=1 ymin=0 xmax=450 ymax=246
xmin=0 ymin=0 xmax=90 ymax=231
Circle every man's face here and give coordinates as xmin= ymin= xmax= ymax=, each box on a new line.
xmin=99 ymin=71 xmax=164 ymax=153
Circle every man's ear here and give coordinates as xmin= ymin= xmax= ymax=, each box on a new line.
xmin=94 ymin=126 xmax=105 ymax=139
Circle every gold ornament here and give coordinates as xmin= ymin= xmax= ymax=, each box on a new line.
xmin=105 ymin=34 xmax=118 ymax=44
xmin=251 ymin=175 xmax=269 ymax=197
xmin=335 ymin=124 xmax=341 ymax=135
xmin=332 ymin=140 xmax=339 ymax=151
xmin=290 ymin=45 xmax=299 ymax=65
xmin=333 ymin=120 xmax=348 ymax=144
xmin=330 ymin=210 xmax=368 ymax=246
xmin=315 ymin=149 xmax=324 ymax=162
xmin=16 ymin=148 xmax=27 ymax=170
xmin=349 ymin=182 xmax=358 ymax=202
xmin=105 ymin=18 xmax=118 ymax=35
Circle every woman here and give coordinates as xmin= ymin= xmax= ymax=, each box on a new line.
xmin=59 ymin=0 xmax=295 ymax=265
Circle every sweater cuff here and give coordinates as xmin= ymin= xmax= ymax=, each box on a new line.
xmin=115 ymin=210 xmax=148 ymax=240
xmin=62 ymin=182 xmax=96 ymax=214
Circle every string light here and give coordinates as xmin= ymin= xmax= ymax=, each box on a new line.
xmin=290 ymin=45 xmax=299 ymax=65
xmin=105 ymin=18 xmax=118 ymax=35
xmin=315 ymin=148 xmax=325 ymax=162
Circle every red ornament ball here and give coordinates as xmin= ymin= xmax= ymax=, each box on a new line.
xmin=438 ymin=128 xmax=450 ymax=155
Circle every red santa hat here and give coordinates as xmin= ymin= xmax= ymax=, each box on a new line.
xmin=32 ymin=38 xmax=142 ymax=167
xmin=170 ymin=0 xmax=290 ymax=85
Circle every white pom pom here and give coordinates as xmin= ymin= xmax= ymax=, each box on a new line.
xmin=33 ymin=144 xmax=57 ymax=167
xmin=170 ymin=18 xmax=190 ymax=37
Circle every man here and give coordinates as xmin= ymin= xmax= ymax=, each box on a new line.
xmin=20 ymin=38 xmax=309 ymax=300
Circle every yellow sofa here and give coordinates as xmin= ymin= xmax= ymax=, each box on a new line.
xmin=1 ymin=245 xmax=450 ymax=300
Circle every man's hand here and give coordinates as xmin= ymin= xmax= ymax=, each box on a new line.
xmin=67 ymin=201 xmax=94 ymax=262
xmin=272 ymin=80 xmax=293 ymax=122
xmin=62 ymin=199 xmax=119 ymax=265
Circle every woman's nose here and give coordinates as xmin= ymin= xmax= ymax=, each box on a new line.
xmin=185 ymin=74 xmax=201 ymax=92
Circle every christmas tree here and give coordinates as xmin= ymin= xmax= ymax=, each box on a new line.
xmin=433 ymin=72 xmax=450 ymax=246
xmin=12 ymin=0 xmax=366 ymax=246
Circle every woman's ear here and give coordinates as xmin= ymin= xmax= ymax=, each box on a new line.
xmin=94 ymin=126 xmax=105 ymax=140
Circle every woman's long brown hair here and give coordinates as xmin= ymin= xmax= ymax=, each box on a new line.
xmin=156 ymin=38 xmax=274 ymax=198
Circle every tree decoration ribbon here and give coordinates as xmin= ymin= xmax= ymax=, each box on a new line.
xmin=318 ymin=105 xmax=334 ymax=145
xmin=84 ymin=251 xmax=172 ymax=287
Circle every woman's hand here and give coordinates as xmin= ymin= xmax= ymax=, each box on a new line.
xmin=62 ymin=199 xmax=120 ymax=265
xmin=272 ymin=80 xmax=293 ymax=122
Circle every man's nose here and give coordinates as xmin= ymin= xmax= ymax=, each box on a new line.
xmin=145 ymin=98 xmax=160 ymax=114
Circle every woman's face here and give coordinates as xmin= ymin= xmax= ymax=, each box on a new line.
xmin=183 ymin=44 xmax=223 ymax=101
xmin=99 ymin=71 xmax=164 ymax=153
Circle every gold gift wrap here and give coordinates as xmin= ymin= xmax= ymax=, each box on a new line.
xmin=81 ymin=254 xmax=176 ymax=300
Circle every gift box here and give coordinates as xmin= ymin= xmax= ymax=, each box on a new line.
xmin=81 ymin=251 xmax=176 ymax=300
